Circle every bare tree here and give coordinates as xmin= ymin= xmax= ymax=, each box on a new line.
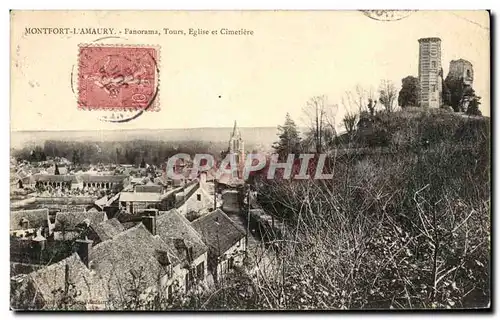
xmin=378 ymin=80 xmax=398 ymax=112
xmin=302 ymin=95 xmax=337 ymax=153
xmin=345 ymin=84 xmax=368 ymax=114
xmin=323 ymin=103 xmax=338 ymax=148
xmin=340 ymin=93 xmax=359 ymax=140
xmin=366 ymin=86 xmax=378 ymax=116
xmin=342 ymin=113 xmax=358 ymax=140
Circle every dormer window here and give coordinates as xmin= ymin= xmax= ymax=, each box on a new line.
xmin=20 ymin=218 xmax=29 ymax=230
xmin=156 ymin=250 xmax=171 ymax=266
xmin=466 ymin=69 xmax=471 ymax=78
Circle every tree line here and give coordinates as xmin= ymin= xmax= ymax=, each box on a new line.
xmin=13 ymin=140 xmax=229 ymax=166
xmin=272 ymin=73 xmax=484 ymax=158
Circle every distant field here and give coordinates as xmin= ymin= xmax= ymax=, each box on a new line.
xmin=10 ymin=127 xmax=281 ymax=152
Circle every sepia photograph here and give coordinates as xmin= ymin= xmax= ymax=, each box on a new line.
xmin=8 ymin=10 xmax=491 ymax=311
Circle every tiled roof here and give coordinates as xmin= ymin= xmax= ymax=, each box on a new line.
xmin=80 ymin=175 xmax=127 ymax=183
xmin=156 ymin=209 xmax=207 ymax=263
xmin=160 ymin=186 xmax=184 ymax=200
xmin=130 ymin=177 xmax=146 ymax=184
xmin=47 ymin=167 xmax=68 ymax=175
xmin=105 ymin=192 xmax=121 ymax=207
xmin=134 ymin=185 xmax=163 ymax=193
xmin=191 ymin=209 xmax=246 ymax=256
xmin=26 ymin=253 xmax=107 ymax=308
xmin=89 ymin=224 xmax=179 ymax=300
xmin=16 ymin=169 xmax=30 ymax=180
xmin=33 ymin=174 xmax=78 ymax=183
xmin=10 ymin=209 xmax=49 ymax=231
xmin=94 ymin=196 xmax=109 ymax=209
xmin=91 ymin=218 xmax=124 ymax=242
xmin=119 ymin=192 xmax=161 ymax=202
xmin=54 ymin=211 xmax=107 ymax=231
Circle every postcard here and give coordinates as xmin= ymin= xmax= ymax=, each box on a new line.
xmin=9 ymin=10 xmax=491 ymax=311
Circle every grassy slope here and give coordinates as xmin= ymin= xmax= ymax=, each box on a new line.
xmin=218 ymin=108 xmax=492 ymax=310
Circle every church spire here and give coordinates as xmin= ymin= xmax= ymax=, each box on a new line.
xmin=231 ymin=120 xmax=238 ymax=138
xmin=231 ymin=120 xmax=241 ymax=139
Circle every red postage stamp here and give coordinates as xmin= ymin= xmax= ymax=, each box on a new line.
xmin=77 ymin=45 xmax=159 ymax=111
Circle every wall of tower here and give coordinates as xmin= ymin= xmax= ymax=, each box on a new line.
xmin=418 ymin=38 xmax=442 ymax=108
xmin=448 ymin=59 xmax=474 ymax=86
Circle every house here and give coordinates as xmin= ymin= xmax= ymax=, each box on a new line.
xmin=10 ymin=252 xmax=107 ymax=310
xmin=87 ymin=218 xmax=124 ymax=244
xmin=15 ymin=168 xmax=32 ymax=189
xmin=10 ymin=209 xmax=51 ymax=238
xmin=33 ymin=175 xmax=79 ymax=190
xmin=47 ymin=166 xmax=68 ymax=175
xmin=94 ymin=195 xmax=109 ymax=211
xmin=119 ymin=192 xmax=162 ymax=214
xmin=157 ymin=186 xmax=184 ymax=211
xmin=221 ymin=189 xmax=241 ymax=213
xmin=53 ymin=211 xmax=107 ymax=240
xmin=177 ymin=182 xmax=213 ymax=218
xmin=134 ymin=183 xmax=163 ymax=194
xmin=191 ymin=209 xmax=246 ymax=283
xmin=88 ymin=223 xmax=180 ymax=307
xmin=155 ymin=209 xmax=208 ymax=294
xmin=100 ymin=192 xmax=122 ymax=219
xmin=10 ymin=235 xmax=77 ymax=270
xmin=80 ymin=175 xmax=128 ymax=191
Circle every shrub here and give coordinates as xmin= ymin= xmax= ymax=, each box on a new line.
xmin=232 ymin=113 xmax=491 ymax=310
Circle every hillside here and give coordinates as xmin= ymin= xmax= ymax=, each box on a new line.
xmin=246 ymin=108 xmax=491 ymax=310
xmin=343 ymin=108 xmax=490 ymax=150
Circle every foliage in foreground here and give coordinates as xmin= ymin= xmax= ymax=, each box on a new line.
xmin=215 ymin=114 xmax=490 ymax=310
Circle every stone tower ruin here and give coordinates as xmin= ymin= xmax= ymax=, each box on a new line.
xmin=447 ymin=59 xmax=474 ymax=86
xmin=418 ymin=37 xmax=443 ymax=108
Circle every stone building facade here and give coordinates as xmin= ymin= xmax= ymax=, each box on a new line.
xmin=418 ymin=37 xmax=443 ymax=108
xmin=447 ymin=59 xmax=474 ymax=86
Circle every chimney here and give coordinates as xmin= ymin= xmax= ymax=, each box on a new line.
xmin=186 ymin=246 xmax=194 ymax=263
xmin=32 ymin=230 xmax=47 ymax=252
xmin=142 ymin=214 xmax=157 ymax=236
xmin=76 ymin=237 xmax=93 ymax=267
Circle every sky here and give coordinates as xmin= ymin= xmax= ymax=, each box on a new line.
xmin=10 ymin=10 xmax=490 ymax=132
